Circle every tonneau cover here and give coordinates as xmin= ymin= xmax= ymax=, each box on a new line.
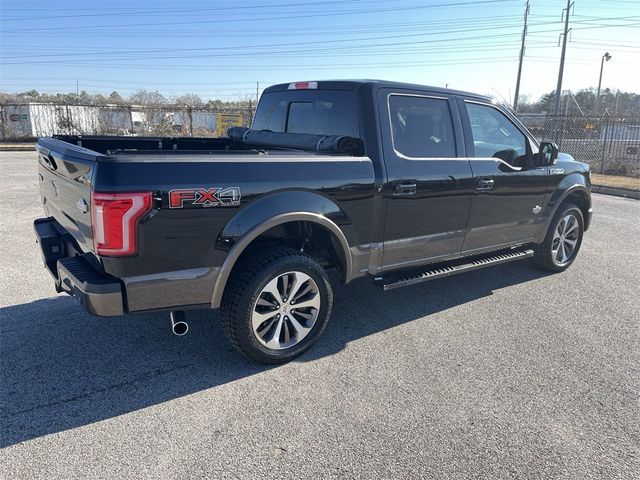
xmin=227 ymin=127 xmax=363 ymax=156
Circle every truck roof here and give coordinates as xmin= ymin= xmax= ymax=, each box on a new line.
xmin=263 ymin=79 xmax=491 ymax=101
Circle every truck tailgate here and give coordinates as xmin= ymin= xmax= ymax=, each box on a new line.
xmin=36 ymin=138 xmax=100 ymax=253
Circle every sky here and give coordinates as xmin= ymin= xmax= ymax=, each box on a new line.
xmin=0 ymin=0 xmax=638 ymax=104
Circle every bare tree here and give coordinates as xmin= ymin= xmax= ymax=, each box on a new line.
xmin=129 ymin=90 xmax=167 ymax=106
xmin=175 ymin=93 xmax=204 ymax=107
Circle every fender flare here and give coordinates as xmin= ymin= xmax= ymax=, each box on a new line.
xmin=211 ymin=211 xmax=353 ymax=308
xmin=535 ymin=181 xmax=591 ymax=243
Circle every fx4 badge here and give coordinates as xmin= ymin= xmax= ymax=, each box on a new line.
xmin=169 ymin=187 xmax=241 ymax=208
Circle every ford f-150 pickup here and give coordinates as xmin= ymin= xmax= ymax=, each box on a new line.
xmin=34 ymin=80 xmax=592 ymax=363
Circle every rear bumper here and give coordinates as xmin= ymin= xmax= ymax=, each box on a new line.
xmin=34 ymin=218 xmax=125 ymax=316
xmin=35 ymin=217 xmax=218 ymax=315
xmin=57 ymin=256 xmax=124 ymax=316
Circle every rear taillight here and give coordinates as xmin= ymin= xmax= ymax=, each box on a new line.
xmin=91 ymin=192 xmax=152 ymax=256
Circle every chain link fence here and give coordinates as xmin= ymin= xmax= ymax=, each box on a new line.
xmin=0 ymin=103 xmax=254 ymax=141
xmin=2 ymin=104 xmax=638 ymax=183
xmin=519 ymin=114 xmax=640 ymax=178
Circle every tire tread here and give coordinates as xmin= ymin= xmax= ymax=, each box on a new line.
xmin=531 ymin=202 xmax=583 ymax=272
xmin=220 ymin=247 xmax=331 ymax=363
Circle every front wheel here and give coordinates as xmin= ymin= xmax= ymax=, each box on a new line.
xmin=531 ymin=203 xmax=584 ymax=272
xmin=220 ymin=247 xmax=333 ymax=364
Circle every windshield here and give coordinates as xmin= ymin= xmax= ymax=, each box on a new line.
xmin=252 ymin=89 xmax=358 ymax=138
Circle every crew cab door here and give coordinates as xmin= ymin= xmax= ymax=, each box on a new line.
xmin=458 ymin=99 xmax=548 ymax=252
xmin=378 ymin=89 xmax=474 ymax=270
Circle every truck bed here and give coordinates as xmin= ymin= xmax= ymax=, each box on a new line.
xmin=35 ymin=134 xmax=375 ymax=314
xmin=52 ymin=134 xmax=242 ymax=155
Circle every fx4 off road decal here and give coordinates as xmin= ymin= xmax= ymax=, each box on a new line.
xmin=169 ymin=187 xmax=241 ymax=208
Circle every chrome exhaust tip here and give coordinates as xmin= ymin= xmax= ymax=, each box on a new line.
xmin=170 ymin=311 xmax=189 ymax=336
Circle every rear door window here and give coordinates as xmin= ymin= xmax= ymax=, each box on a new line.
xmin=388 ymin=94 xmax=456 ymax=158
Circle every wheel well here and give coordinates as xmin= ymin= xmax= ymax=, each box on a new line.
xmin=564 ymin=190 xmax=590 ymax=224
xmin=234 ymin=220 xmax=347 ymax=276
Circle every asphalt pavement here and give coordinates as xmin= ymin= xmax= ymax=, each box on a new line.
xmin=0 ymin=151 xmax=638 ymax=479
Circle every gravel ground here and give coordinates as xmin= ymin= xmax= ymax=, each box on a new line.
xmin=0 ymin=151 xmax=638 ymax=479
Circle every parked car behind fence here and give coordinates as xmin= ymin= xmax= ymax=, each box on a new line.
xmin=519 ymin=114 xmax=640 ymax=177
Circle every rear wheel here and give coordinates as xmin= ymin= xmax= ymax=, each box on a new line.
xmin=531 ymin=203 xmax=584 ymax=272
xmin=220 ymin=247 xmax=333 ymax=364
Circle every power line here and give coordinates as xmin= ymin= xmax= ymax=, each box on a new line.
xmin=1 ymin=55 xmax=526 ymax=71
xmin=3 ymin=14 xmax=636 ymax=62
xmin=3 ymin=19 xmax=638 ymax=66
xmin=0 ymin=0 xmax=391 ymax=21
xmin=0 ymin=14 xmax=528 ymax=38
xmin=0 ymin=21 xmax=530 ymax=60
xmin=1 ymin=0 xmax=518 ymax=33
xmin=0 ymin=0 xmax=440 ymax=21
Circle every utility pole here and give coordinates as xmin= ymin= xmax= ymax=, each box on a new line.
xmin=553 ymin=0 xmax=573 ymax=115
xmin=513 ymin=0 xmax=529 ymax=113
xmin=560 ymin=89 xmax=570 ymax=143
xmin=569 ymin=91 xmax=585 ymax=115
xmin=256 ymin=81 xmax=259 ymax=104
xmin=76 ymin=78 xmax=79 ymax=96
xmin=596 ymin=52 xmax=612 ymax=110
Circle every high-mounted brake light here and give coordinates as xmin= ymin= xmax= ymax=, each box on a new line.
xmin=91 ymin=191 xmax=152 ymax=256
xmin=288 ymin=81 xmax=318 ymax=90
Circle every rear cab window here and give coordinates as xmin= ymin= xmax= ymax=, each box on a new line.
xmin=252 ymin=90 xmax=359 ymax=138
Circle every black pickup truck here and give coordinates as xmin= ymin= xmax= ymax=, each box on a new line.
xmin=34 ymin=80 xmax=592 ymax=363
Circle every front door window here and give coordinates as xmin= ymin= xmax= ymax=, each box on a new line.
xmin=466 ymin=103 xmax=529 ymax=168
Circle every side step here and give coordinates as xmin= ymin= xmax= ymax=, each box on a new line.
xmin=373 ymin=247 xmax=534 ymax=291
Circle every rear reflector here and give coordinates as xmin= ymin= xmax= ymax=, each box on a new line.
xmin=91 ymin=192 xmax=152 ymax=256
xmin=288 ymin=81 xmax=318 ymax=90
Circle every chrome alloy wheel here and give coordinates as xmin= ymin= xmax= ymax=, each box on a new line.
xmin=251 ymin=271 xmax=321 ymax=350
xmin=551 ymin=213 xmax=579 ymax=266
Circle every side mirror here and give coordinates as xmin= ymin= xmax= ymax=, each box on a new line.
xmin=538 ymin=142 xmax=558 ymax=166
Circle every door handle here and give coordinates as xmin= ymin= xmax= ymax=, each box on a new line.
xmin=393 ymin=183 xmax=417 ymax=196
xmin=475 ymin=179 xmax=495 ymax=191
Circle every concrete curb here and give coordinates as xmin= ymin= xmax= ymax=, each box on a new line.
xmin=592 ymin=185 xmax=640 ymax=200
xmin=0 ymin=146 xmax=35 ymax=152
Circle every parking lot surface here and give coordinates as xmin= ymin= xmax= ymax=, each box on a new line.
xmin=1 ymin=151 xmax=638 ymax=479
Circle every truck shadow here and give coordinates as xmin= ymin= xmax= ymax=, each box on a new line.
xmin=0 ymin=263 xmax=549 ymax=447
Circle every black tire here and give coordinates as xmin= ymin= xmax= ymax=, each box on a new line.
xmin=220 ymin=247 xmax=333 ymax=364
xmin=531 ymin=202 xmax=584 ymax=272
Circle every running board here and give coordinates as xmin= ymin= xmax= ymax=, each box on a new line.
xmin=372 ymin=248 xmax=534 ymax=291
